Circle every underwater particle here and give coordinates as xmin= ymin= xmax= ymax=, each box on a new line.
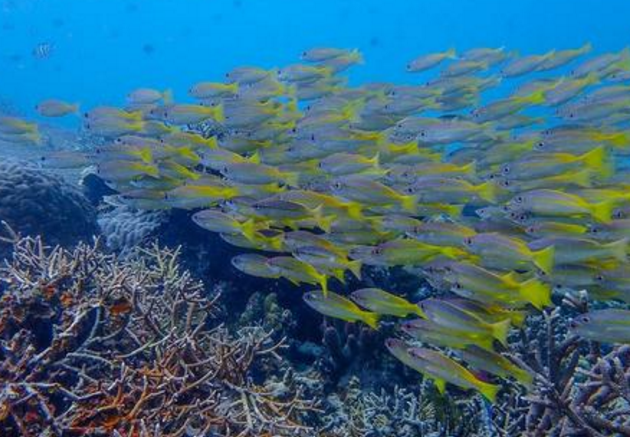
xmin=369 ymin=37 xmax=379 ymax=47
xmin=232 ymin=0 xmax=243 ymax=8
xmin=52 ymin=17 xmax=65 ymax=28
xmin=142 ymin=43 xmax=155 ymax=55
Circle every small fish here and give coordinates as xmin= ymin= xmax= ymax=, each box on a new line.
xmin=400 ymin=318 xmax=495 ymax=350
xmin=537 ymin=43 xmax=592 ymax=71
xmin=231 ymin=254 xmax=280 ymax=278
xmin=189 ymin=82 xmax=238 ymax=99
xmin=268 ymin=257 xmax=329 ymax=293
xmin=293 ymin=245 xmax=362 ymax=280
xmin=570 ymin=309 xmax=630 ymax=344
xmin=303 ymin=289 xmax=379 ymax=328
xmin=350 ymin=239 xmax=463 ymax=267
xmin=508 ymin=189 xmax=615 ymax=223
xmin=350 ymin=287 xmax=423 ymax=318
xmin=464 ymin=233 xmax=555 ymax=274
xmin=386 ymin=339 xmax=499 ymax=401
xmin=406 ymin=48 xmax=457 ymax=72
xmin=501 ymin=50 xmax=555 ymax=77
xmin=127 ymin=88 xmax=172 ymax=104
xmin=36 ymin=99 xmax=79 ymax=117
xmin=529 ymin=237 xmax=628 ymax=265
xmin=191 ymin=209 xmax=260 ymax=241
xmin=32 ymin=42 xmax=54 ymax=59
xmin=162 ymin=104 xmax=224 ymax=124
xmin=457 ymin=345 xmax=533 ymax=387
xmin=419 ymin=298 xmax=511 ymax=346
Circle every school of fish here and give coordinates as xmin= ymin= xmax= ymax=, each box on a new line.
xmin=8 ymin=43 xmax=630 ymax=401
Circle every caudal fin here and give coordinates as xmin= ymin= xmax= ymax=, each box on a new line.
xmin=362 ymin=311 xmax=380 ymax=330
xmin=401 ymin=194 xmax=418 ymax=214
xmin=477 ymin=181 xmax=498 ymax=203
xmin=591 ymin=200 xmax=615 ymax=223
xmin=348 ymin=260 xmax=362 ymax=280
xmin=519 ymin=278 xmax=552 ymax=310
xmin=491 ymin=319 xmax=511 ymax=347
xmin=241 ymin=219 xmax=259 ymax=243
xmin=532 ymin=245 xmax=555 ymax=274
xmin=604 ymin=238 xmax=629 ymax=262
xmin=477 ymin=381 xmax=499 ymax=403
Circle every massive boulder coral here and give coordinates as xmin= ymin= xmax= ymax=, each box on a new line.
xmin=0 ymin=233 xmax=319 ymax=436
xmin=0 ymin=159 xmax=97 ymax=255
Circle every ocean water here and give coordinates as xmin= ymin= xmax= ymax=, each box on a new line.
xmin=3 ymin=1 xmax=630 ymax=436
xmin=2 ymin=0 xmax=630 ymax=114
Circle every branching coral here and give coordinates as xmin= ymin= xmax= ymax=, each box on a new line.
xmin=0 ymin=230 xmax=319 ymax=436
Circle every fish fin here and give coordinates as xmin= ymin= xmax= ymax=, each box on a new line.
xmin=345 ymin=202 xmax=363 ymax=220
xmin=580 ymin=42 xmax=593 ymax=54
xmin=401 ymin=195 xmax=417 ymax=214
xmin=162 ymin=89 xmax=174 ymax=105
xmin=362 ymin=311 xmax=380 ymax=330
xmin=519 ymin=278 xmax=552 ymax=310
xmin=476 ymin=337 xmax=495 ymax=351
xmin=241 ymin=219 xmax=258 ymax=243
xmin=333 ymin=269 xmax=346 ymax=284
xmin=571 ymin=169 xmax=593 ymax=188
xmin=446 ymin=204 xmax=464 ymax=217
xmin=284 ymin=172 xmax=300 ymax=188
xmin=580 ymin=145 xmax=608 ymax=173
xmin=509 ymin=310 xmax=528 ymax=328
xmin=348 ymin=260 xmax=362 ymax=280
xmin=491 ymin=319 xmax=511 ymax=347
xmin=515 ymin=367 xmax=534 ymax=388
xmin=248 ymin=150 xmax=261 ymax=164
xmin=142 ymin=164 xmax=160 ymax=178
xmin=477 ymin=181 xmax=498 ymax=203
xmin=461 ymin=160 xmax=477 ymax=178
xmin=137 ymin=147 xmax=153 ymax=164
xmin=604 ymin=238 xmax=629 ymax=262
xmin=213 ymin=104 xmax=225 ymax=123
xmin=478 ymin=381 xmax=499 ymax=403
xmin=445 ymin=47 xmax=457 ymax=59
xmin=434 ymin=378 xmax=447 ymax=395
xmin=71 ymin=103 xmax=81 ymax=114
xmin=532 ymin=245 xmax=555 ymax=274
xmin=591 ymin=200 xmax=615 ymax=223
xmin=413 ymin=305 xmax=426 ymax=319
xmin=319 ymin=275 xmax=329 ymax=297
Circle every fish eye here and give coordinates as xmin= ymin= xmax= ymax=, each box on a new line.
xmin=502 ymin=165 xmax=510 ymax=175
xmin=332 ymin=182 xmax=342 ymax=190
xmin=568 ymin=113 xmax=575 ymax=119
xmin=501 ymin=180 xmax=511 ymax=188
xmin=419 ymin=131 xmax=426 ymax=137
xmin=536 ymin=142 xmax=545 ymax=149
xmin=453 ymin=282 xmax=463 ymax=290
xmin=463 ymin=237 xmax=473 ymax=246
xmin=372 ymin=247 xmax=383 ymax=255
xmin=614 ymin=210 xmax=625 ymax=219
xmin=595 ymin=274 xmax=605 ymax=282
xmin=514 ymin=195 xmax=524 ymax=204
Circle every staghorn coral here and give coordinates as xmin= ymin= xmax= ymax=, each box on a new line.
xmin=0 ymin=159 xmax=97 ymax=259
xmin=0 ymin=229 xmax=319 ymax=436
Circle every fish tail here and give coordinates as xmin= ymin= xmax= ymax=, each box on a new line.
xmin=413 ymin=304 xmax=426 ymax=318
xmin=316 ymin=212 xmax=335 ymax=233
xmin=284 ymin=171 xmax=300 ymax=188
xmin=319 ymin=276 xmax=329 ymax=297
xmin=446 ymin=204 xmax=464 ymax=217
xmin=401 ymin=194 xmax=418 ymax=214
xmin=509 ymin=310 xmax=528 ymax=327
xmin=137 ymin=147 xmax=153 ymax=164
xmin=362 ymin=311 xmax=380 ymax=329
xmin=248 ymin=150 xmax=261 ymax=164
xmin=333 ymin=269 xmax=346 ymax=284
xmin=445 ymin=47 xmax=457 ymax=59
xmin=71 ymin=103 xmax=81 ymax=114
xmin=514 ymin=367 xmax=534 ymax=388
xmin=492 ymin=319 xmax=511 ymax=347
xmin=580 ymin=42 xmax=593 ymax=54
xmin=241 ymin=219 xmax=258 ymax=242
xmin=461 ymin=160 xmax=477 ymax=178
xmin=345 ymin=202 xmax=363 ymax=220
xmin=213 ymin=104 xmax=225 ymax=123
xmin=580 ymin=145 xmax=608 ymax=173
xmin=477 ymin=381 xmax=499 ymax=403
xmin=477 ymin=181 xmax=498 ymax=203
xmin=571 ymin=169 xmax=593 ymax=188
xmin=591 ymin=200 xmax=615 ymax=223
xmin=519 ymin=278 xmax=552 ymax=310
xmin=434 ymin=378 xmax=447 ymax=395
xmin=162 ymin=89 xmax=174 ymax=105
xmin=532 ymin=245 xmax=555 ymax=274
xmin=348 ymin=260 xmax=362 ymax=280
xmin=604 ymin=238 xmax=629 ymax=262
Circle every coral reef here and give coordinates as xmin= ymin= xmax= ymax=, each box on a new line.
xmin=0 ymin=231 xmax=320 ymax=436
xmin=98 ymin=205 xmax=166 ymax=257
xmin=0 ymin=159 xmax=97 ymax=259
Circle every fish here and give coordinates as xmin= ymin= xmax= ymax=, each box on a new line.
xmin=457 ymin=345 xmax=533 ymax=387
xmin=406 ymin=48 xmax=457 ymax=72
xmin=303 ymin=289 xmax=379 ymax=328
xmin=386 ymin=339 xmax=499 ymax=401
xmin=191 ymin=209 xmax=260 ymax=241
xmin=127 ymin=88 xmax=173 ymax=104
xmin=570 ymin=309 xmax=630 ymax=343
xmin=231 ymin=254 xmax=280 ymax=279
xmin=293 ymin=245 xmax=362 ymax=280
xmin=350 ymin=288 xmax=424 ymax=317
xmin=419 ymin=298 xmax=511 ymax=346
xmin=464 ymin=233 xmax=555 ymax=274
xmin=400 ymin=318 xmax=495 ymax=350
xmin=508 ymin=189 xmax=615 ymax=223
xmin=32 ymin=42 xmax=54 ymax=59
xmin=501 ymin=50 xmax=555 ymax=77
xmin=36 ymin=99 xmax=79 ymax=117
xmin=268 ymin=257 xmax=329 ymax=293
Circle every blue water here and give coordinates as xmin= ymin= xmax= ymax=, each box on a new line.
xmin=2 ymin=0 xmax=629 ymax=119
